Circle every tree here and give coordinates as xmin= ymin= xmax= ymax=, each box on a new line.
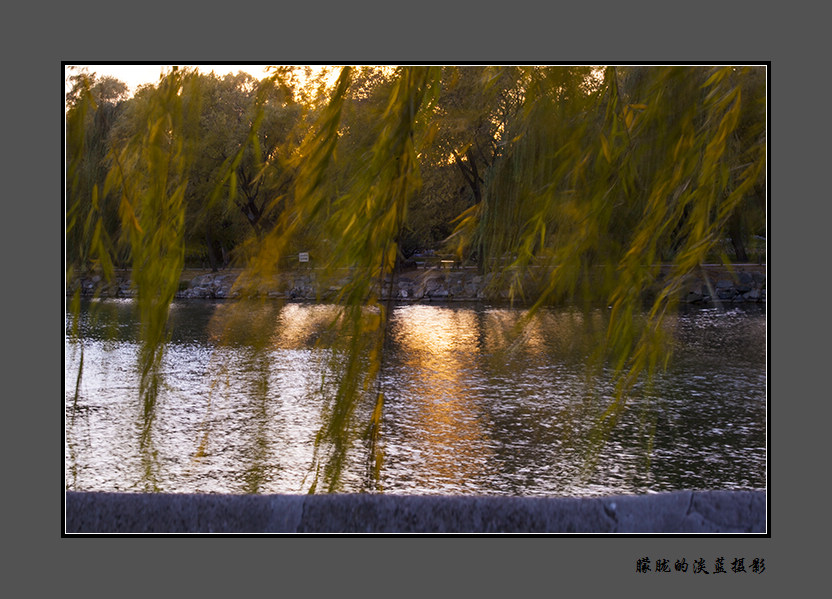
xmin=436 ymin=67 xmax=524 ymax=211
xmin=98 ymin=68 xmax=203 ymax=445
xmin=182 ymin=71 xmax=304 ymax=269
xmin=444 ymin=64 xmax=766 ymax=439
xmin=66 ymin=72 xmax=130 ymax=277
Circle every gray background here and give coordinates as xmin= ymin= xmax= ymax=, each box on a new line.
xmin=12 ymin=0 xmax=820 ymax=595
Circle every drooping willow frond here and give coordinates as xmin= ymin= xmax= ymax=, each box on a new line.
xmin=106 ymin=67 xmax=202 ymax=444
xmin=448 ymin=65 xmax=765 ymax=429
xmin=210 ymin=67 xmax=443 ymax=491
xmin=312 ymin=67 xmax=441 ymax=491
xmin=66 ymin=75 xmax=116 ymax=290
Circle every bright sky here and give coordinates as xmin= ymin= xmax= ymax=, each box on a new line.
xmin=65 ymin=64 xmax=329 ymax=95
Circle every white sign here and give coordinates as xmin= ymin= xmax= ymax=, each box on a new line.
xmin=298 ymin=252 xmax=309 ymax=263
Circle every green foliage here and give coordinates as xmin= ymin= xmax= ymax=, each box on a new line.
xmin=66 ymin=64 xmax=766 ymax=492
xmin=449 ymin=66 xmax=765 ymax=386
xmin=232 ymin=66 xmax=442 ymax=490
xmin=66 ymin=74 xmax=125 ymax=281
xmin=104 ymin=68 xmax=201 ymax=444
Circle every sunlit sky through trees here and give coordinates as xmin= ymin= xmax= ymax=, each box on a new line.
xmin=65 ymin=64 xmax=326 ymax=96
xmin=64 ymin=64 xmax=601 ymax=99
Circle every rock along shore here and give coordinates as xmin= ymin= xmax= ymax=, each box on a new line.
xmin=68 ymin=264 xmax=766 ymax=304
xmin=65 ymin=489 xmax=766 ymax=534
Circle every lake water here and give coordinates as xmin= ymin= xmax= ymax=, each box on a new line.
xmin=65 ymin=298 xmax=766 ymax=496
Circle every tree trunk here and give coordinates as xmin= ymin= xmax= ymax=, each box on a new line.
xmin=728 ymin=211 xmax=748 ymax=262
xmin=205 ymin=229 xmax=220 ymax=272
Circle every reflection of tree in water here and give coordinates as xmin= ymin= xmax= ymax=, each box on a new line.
xmin=473 ymin=308 xmax=617 ymax=494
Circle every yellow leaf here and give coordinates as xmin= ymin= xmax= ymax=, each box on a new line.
xmin=702 ymin=67 xmax=729 ymax=89
xmin=600 ymin=133 xmax=611 ymax=162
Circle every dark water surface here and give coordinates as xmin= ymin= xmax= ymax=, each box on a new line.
xmin=65 ymin=299 xmax=766 ymax=496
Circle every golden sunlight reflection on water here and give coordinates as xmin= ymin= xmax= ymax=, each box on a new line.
xmin=390 ymin=305 xmax=489 ymax=488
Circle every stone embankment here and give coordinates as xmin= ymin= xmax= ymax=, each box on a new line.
xmin=65 ymin=489 xmax=766 ymax=533
xmin=68 ymin=264 xmax=766 ymax=304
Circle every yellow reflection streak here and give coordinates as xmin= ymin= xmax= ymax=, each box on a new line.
xmin=393 ymin=306 xmax=491 ymax=489
xmin=272 ymin=303 xmax=343 ymax=349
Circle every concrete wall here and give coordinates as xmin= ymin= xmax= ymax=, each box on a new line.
xmin=65 ymin=490 xmax=766 ymax=534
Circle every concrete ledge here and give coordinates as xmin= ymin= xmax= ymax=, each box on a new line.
xmin=65 ymin=490 xmax=766 ymax=534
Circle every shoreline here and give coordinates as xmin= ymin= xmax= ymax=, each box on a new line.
xmin=68 ymin=263 xmax=767 ymax=305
